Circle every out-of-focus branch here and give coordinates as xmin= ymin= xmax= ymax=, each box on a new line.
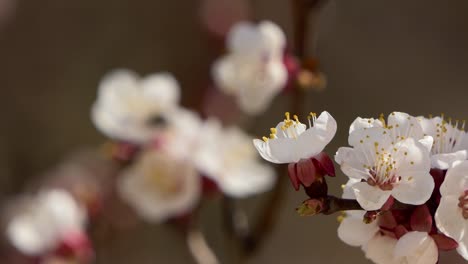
xmin=187 ymin=227 xmax=220 ymax=264
xmin=220 ymin=0 xmax=329 ymax=260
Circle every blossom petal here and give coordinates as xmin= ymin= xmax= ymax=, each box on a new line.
xmin=393 ymin=138 xmax=431 ymax=176
xmin=227 ymin=21 xmax=263 ymax=54
xmin=295 ymin=111 xmax=337 ymax=159
xmin=258 ymin=21 xmax=286 ymax=54
xmin=237 ymin=60 xmax=287 ymax=115
xmin=457 ymin=236 xmax=468 ymax=261
xmin=349 ymin=117 xmax=383 ymax=134
xmin=387 ymin=111 xmax=424 ymax=141
xmin=218 ymin=162 xmax=276 ymax=198
xmin=352 ymin=182 xmax=392 ymax=211
xmin=253 ymin=139 xmax=279 ymax=164
xmin=140 ymin=72 xmax=180 ymax=109
xmin=338 ymin=211 xmax=379 ymax=247
xmin=267 ymin=137 xmax=298 ymax=163
xmin=440 ymin=160 xmax=468 ymax=196
xmin=431 ymin=150 xmax=468 ymax=170
xmin=435 ymin=196 xmax=465 ymax=241
xmin=418 ymin=136 xmax=434 ymax=153
xmin=394 ymin=231 xmax=438 ymax=264
xmin=365 ymin=234 xmax=398 ymax=264
xmin=335 ymin=147 xmax=369 ymax=180
xmin=391 ymin=171 xmax=434 ymax=205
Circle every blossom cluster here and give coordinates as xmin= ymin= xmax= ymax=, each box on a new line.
xmin=255 ymin=111 xmax=468 ymax=263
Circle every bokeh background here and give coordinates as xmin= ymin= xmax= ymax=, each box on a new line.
xmin=1 ymin=0 xmax=468 ymax=263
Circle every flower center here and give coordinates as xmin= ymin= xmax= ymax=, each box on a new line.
xmin=146 ymin=114 xmax=167 ymax=128
xmin=364 ymin=143 xmax=404 ymax=190
xmin=432 ymin=115 xmax=466 ymax=155
xmin=262 ymin=112 xmax=316 ymax=142
xmin=458 ymin=190 xmax=468 ymax=219
xmin=143 ymin=164 xmax=182 ymax=198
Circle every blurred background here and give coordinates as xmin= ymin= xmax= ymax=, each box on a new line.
xmin=1 ymin=0 xmax=468 ymax=263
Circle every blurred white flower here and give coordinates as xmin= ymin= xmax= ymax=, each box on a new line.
xmin=335 ymin=125 xmax=434 ymax=211
xmin=435 ymin=160 xmax=468 ymax=260
xmin=161 ymin=108 xmax=204 ymax=160
xmin=364 ymin=232 xmax=437 ymax=264
xmin=195 ymin=119 xmax=275 ymax=198
xmin=212 ymin=20 xmax=287 ymax=115
xmin=91 ymin=69 xmax=180 ymax=143
xmin=6 ymin=189 xmax=86 ymax=256
xmin=253 ymin=111 xmax=337 ymax=164
xmin=117 ymin=149 xmax=200 ymax=222
xmin=418 ymin=116 xmax=468 ymax=169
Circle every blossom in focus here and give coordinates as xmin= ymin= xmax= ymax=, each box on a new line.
xmin=6 ymin=189 xmax=87 ymax=257
xmin=418 ymin=116 xmax=468 ymax=169
xmin=91 ymin=69 xmax=180 ymax=144
xmin=212 ymin=20 xmax=287 ymax=115
xmin=117 ymin=149 xmax=200 ymax=222
xmin=435 ymin=160 xmax=468 ymax=260
xmin=335 ymin=125 xmax=434 ymax=210
xmin=194 ymin=119 xmax=276 ymax=198
xmin=254 ymin=111 xmax=336 ymax=164
xmin=349 ymin=112 xmax=427 ymax=145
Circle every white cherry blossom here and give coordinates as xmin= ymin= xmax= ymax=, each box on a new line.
xmin=195 ymin=119 xmax=275 ymax=198
xmin=117 ymin=149 xmax=200 ymax=222
xmin=91 ymin=69 xmax=180 ymax=143
xmin=212 ymin=20 xmax=287 ymax=115
xmin=418 ymin=116 xmax=468 ymax=169
xmin=335 ymin=126 xmax=434 ymax=211
xmin=435 ymin=160 xmax=468 ymax=260
xmin=6 ymin=189 xmax=86 ymax=256
xmin=253 ymin=111 xmax=337 ymax=164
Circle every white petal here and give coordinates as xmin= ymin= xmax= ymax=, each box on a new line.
xmin=118 ymin=151 xmax=200 ymax=222
xmin=418 ymin=116 xmax=438 ymax=137
xmin=435 ymin=196 xmax=466 ymax=241
xmin=365 ymin=234 xmax=398 ymax=264
xmin=393 ymin=138 xmax=431 ymax=177
xmin=338 ymin=211 xmax=379 ymax=247
xmin=392 ymin=171 xmax=434 ymax=205
xmin=349 ymin=117 xmax=383 ymax=134
xmin=267 ymin=137 xmax=298 ymax=163
xmin=295 ymin=111 xmax=337 ymax=159
xmin=258 ymin=20 xmax=286 ymax=54
xmin=218 ymin=162 xmax=276 ymax=198
xmin=236 ymin=60 xmax=287 ymax=115
xmin=352 ymin=182 xmax=392 ymax=211
xmin=418 ymin=136 xmax=434 ymax=153
xmin=211 ymin=56 xmax=239 ymax=95
xmin=335 ymin=147 xmax=370 ymax=180
xmin=348 ymin=127 xmax=392 ymax=157
xmin=387 ymin=112 xmax=424 ymax=141
xmin=394 ymin=231 xmax=438 ymax=264
xmin=431 ymin=150 xmax=468 ymax=170
xmin=440 ymin=160 xmax=468 ymax=196
xmin=227 ymin=21 xmax=263 ymax=54
xmin=342 ymin=178 xmax=361 ymax=199
xmin=457 ymin=236 xmax=468 ymax=261
xmin=253 ymin=139 xmax=280 ymax=164
xmin=140 ymin=72 xmax=180 ymax=109
xmin=39 ymin=190 xmax=86 ymax=233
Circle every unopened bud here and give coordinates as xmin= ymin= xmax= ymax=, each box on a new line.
xmin=296 ymin=199 xmax=324 ymax=216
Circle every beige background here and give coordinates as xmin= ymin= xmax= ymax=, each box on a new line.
xmin=0 ymin=0 xmax=467 ymax=263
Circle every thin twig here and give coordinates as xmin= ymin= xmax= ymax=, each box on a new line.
xmin=187 ymin=227 xmax=220 ymax=264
